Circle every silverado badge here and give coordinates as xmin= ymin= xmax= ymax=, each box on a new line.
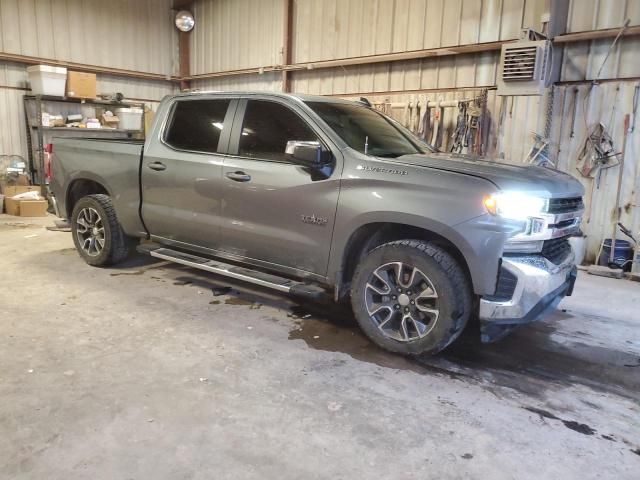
xmin=356 ymin=164 xmax=408 ymax=175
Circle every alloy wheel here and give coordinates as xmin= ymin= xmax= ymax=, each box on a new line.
xmin=75 ymin=207 xmax=105 ymax=257
xmin=364 ymin=261 xmax=439 ymax=342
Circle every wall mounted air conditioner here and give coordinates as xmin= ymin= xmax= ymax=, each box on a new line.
xmin=497 ymin=40 xmax=551 ymax=96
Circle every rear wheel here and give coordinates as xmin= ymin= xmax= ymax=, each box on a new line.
xmin=71 ymin=194 xmax=134 ymax=266
xmin=350 ymin=239 xmax=472 ymax=355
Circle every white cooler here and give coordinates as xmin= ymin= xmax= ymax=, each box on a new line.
xmin=27 ymin=65 xmax=67 ymax=96
xmin=115 ymin=107 xmax=144 ymax=131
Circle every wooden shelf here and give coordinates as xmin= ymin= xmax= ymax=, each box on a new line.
xmin=31 ymin=125 xmax=141 ymax=133
xmin=23 ymin=94 xmax=146 ymax=188
xmin=23 ymin=94 xmax=144 ymax=108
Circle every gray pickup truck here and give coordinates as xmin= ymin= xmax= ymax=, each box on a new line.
xmin=50 ymin=92 xmax=584 ymax=355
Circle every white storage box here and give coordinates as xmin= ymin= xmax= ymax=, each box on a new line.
xmin=27 ymin=65 xmax=67 ymax=96
xmin=115 ymin=107 xmax=144 ymax=131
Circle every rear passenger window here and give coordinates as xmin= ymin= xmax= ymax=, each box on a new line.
xmin=239 ymin=100 xmax=317 ymax=162
xmin=165 ymin=99 xmax=231 ymax=153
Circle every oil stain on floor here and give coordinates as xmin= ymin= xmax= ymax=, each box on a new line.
xmin=285 ymin=301 xmax=640 ymax=403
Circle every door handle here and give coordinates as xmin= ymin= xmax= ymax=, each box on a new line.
xmin=148 ymin=162 xmax=167 ymax=171
xmin=225 ymin=171 xmax=251 ymax=182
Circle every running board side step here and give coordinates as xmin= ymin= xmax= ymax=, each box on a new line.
xmin=137 ymin=245 xmax=328 ymax=301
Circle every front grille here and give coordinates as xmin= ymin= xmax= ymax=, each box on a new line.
xmin=485 ymin=266 xmax=518 ymax=302
xmin=542 ymin=237 xmax=572 ymax=264
xmin=548 ymin=197 xmax=583 ymax=214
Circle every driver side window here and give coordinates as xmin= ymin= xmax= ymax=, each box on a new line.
xmin=239 ymin=100 xmax=318 ymax=162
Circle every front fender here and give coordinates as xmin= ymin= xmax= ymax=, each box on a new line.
xmin=328 ymin=211 xmax=510 ymax=295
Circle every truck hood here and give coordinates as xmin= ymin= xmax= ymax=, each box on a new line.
xmin=391 ymin=153 xmax=584 ymax=198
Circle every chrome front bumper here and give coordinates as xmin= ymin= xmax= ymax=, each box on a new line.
xmin=479 ymin=251 xmax=577 ymax=341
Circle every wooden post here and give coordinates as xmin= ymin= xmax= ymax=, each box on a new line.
xmin=174 ymin=0 xmax=193 ymax=91
xmin=282 ymin=0 xmax=294 ymax=92
xmin=179 ymin=30 xmax=191 ymax=91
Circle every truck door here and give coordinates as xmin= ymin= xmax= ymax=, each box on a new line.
xmin=141 ymin=97 xmax=237 ymax=250
xmin=219 ymin=98 xmax=341 ymax=277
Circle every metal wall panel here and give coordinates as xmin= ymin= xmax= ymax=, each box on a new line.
xmin=291 ymin=0 xmax=545 ymax=63
xmin=290 ymin=52 xmax=500 ymax=95
xmin=188 ymin=0 xmax=545 ymax=73
xmin=190 ymin=72 xmax=282 ymax=92
xmin=0 ymin=87 xmax=28 ymax=158
xmin=190 ymin=0 xmax=284 ymax=74
xmin=0 ymin=0 xmax=177 ymax=75
xmin=561 ymin=0 xmax=640 ymax=81
xmin=549 ymin=81 xmax=640 ymax=261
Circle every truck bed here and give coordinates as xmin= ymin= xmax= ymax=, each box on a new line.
xmin=50 ymin=137 xmax=146 ymax=236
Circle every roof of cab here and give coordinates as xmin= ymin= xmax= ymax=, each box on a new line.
xmin=169 ymin=90 xmax=361 ymax=105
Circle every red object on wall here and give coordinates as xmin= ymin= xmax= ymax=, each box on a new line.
xmin=44 ymin=143 xmax=52 ymax=181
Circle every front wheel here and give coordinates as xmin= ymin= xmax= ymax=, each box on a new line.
xmin=350 ymin=240 xmax=472 ymax=355
xmin=71 ymin=194 xmax=134 ymax=266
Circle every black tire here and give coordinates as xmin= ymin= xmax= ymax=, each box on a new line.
xmin=71 ymin=194 xmax=134 ymax=266
xmin=350 ymin=239 xmax=472 ymax=355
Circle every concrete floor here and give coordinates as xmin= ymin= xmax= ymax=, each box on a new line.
xmin=1 ymin=214 xmax=639 ymax=479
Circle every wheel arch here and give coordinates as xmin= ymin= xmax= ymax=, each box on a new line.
xmin=65 ymin=177 xmax=110 ymax=218
xmin=333 ymin=220 xmax=477 ymax=301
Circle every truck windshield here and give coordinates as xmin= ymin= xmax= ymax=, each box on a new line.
xmin=306 ymin=101 xmax=432 ymax=158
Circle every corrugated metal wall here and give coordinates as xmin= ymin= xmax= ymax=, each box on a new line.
xmin=190 ymin=0 xmax=284 ymax=73
xmin=0 ymin=0 xmax=177 ymax=75
xmin=190 ymin=72 xmax=283 ymax=92
xmin=0 ymin=0 xmax=178 ymax=158
xmin=551 ymin=81 xmax=640 ymax=261
xmin=290 ymin=0 xmax=545 ymax=94
xmin=189 ymin=0 xmax=547 ymax=93
xmin=291 ymin=0 xmax=544 ymax=62
xmin=562 ymin=0 xmax=640 ymax=81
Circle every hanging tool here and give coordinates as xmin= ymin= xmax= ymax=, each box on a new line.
xmin=431 ymin=100 xmax=442 ymax=148
xmin=419 ymin=103 xmax=432 ymax=145
xmin=467 ymin=99 xmax=483 ymax=155
xmin=450 ymin=101 xmax=468 ymax=153
xmin=609 ymin=114 xmax=630 ymax=265
xmin=576 ymin=123 xmax=619 ymax=178
xmin=569 ymin=87 xmax=578 ymax=139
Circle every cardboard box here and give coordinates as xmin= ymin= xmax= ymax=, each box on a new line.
xmin=20 ymin=200 xmax=48 ymax=217
xmin=1 ymin=185 xmax=40 ymax=197
xmin=5 ymin=197 xmax=48 ymax=217
xmin=66 ymin=71 xmax=96 ymax=99
xmin=101 ymin=114 xmax=120 ymax=127
xmin=1 ymin=186 xmax=47 ymax=216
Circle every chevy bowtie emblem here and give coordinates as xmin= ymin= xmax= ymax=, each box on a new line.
xmin=301 ymin=214 xmax=328 ymax=226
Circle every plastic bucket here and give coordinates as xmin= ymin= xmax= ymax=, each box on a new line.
xmin=598 ymin=239 xmax=634 ymax=271
xmin=115 ymin=107 xmax=144 ymax=130
xmin=27 ymin=65 xmax=67 ymax=96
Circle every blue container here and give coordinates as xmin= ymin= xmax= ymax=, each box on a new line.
xmin=598 ymin=239 xmax=634 ymax=271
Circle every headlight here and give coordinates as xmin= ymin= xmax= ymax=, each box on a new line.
xmin=483 ymin=192 xmax=547 ymax=220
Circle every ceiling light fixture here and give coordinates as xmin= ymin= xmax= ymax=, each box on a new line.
xmin=175 ymin=10 xmax=195 ymax=32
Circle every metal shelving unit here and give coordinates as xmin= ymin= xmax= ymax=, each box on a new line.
xmin=23 ymin=95 xmax=146 ymax=194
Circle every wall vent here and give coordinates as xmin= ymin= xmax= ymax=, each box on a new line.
xmin=497 ymin=40 xmax=550 ymax=96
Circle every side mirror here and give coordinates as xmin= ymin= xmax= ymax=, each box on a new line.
xmin=285 ymin=141 xmax=331 ymax=169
